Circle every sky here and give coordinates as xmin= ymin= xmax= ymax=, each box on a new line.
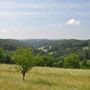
xmin=0 ymin=0 xmax=90 ymax=40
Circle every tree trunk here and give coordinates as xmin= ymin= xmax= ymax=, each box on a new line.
xmin=23 ymin=73 xmax=25 ymax=80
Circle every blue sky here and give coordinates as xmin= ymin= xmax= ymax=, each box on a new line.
xmin=0 ymin=0 xmax=90 ymax=39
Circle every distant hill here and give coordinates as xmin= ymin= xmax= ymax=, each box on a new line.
xmin=21 ymin=39 xmax=55 ymax=48
xmin=21 ymin=39 xmax=89 ymax=48
xmin=22 ymin=39 xmax=90 ymax=57
xmin=0 ymin=39 xmax=90 ymax=64
xmin=0 ymin=39 xmax=89 ymax=57
xmin=0 ymin=39 xmax=31 ymax=51
xmin=0 ymin=39 xmax=46 ymax=56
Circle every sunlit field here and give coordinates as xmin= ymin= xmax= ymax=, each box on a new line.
xmin=0 ymin=64 xmax=90 ymax=90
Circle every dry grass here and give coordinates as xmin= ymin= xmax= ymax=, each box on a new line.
xmin=0 ymin=64 xmax=90 ymax=90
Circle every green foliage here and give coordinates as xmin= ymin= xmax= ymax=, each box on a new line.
xmin=0 ymin=39 xmax=31 ymax=51
xmin=5 ymin=55 xmax=14 ymax=64
xmin=0 ymin=48 xmax=5 ymax=63
xmin=12 ymin=48 xmax=38 ymax=80
xmin=53 ymin=63 xmax=58 ymax=67
xmin=53 ymin=56 xmax=64 ymax=67
xmin=0 ymin=39 xmax=90 ymax=69
xmin=80 ymin=59 xmax=88 ymax=69
xmin=77 ymin=52 xmax=86 ymax=60
xmin=23 ymin=39 xmax=89 ymax=58
xmin=40 ymin=55 xmax=54 ymax=67
xmin=34 ymin=54 xmax=42 ymax=66
xmin=63 ymin=54 xmax=80 ymax=68
xmin=83 ymin=42 xmax=90 ymax=59
xmin=58 ymin=60 xmax=63 ymax=67
xmin=87 ymin=60 xmax=90 ymax=63
xmin=88 ymin=42 xmax=90 ymax=59
xmin=83 ymin=46 xmax=89 ymax=50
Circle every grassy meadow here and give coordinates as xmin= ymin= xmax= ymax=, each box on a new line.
xmin=0 ymin=64 xmax=90 ymax=90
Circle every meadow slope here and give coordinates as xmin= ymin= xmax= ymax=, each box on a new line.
xmin=0 ymin=64 xmax=90 ymax=90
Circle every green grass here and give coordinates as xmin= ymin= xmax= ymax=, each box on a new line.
xmin=38 ymin=46 xmax=52 ymax=53
xmin=48 ymin=52 xmax=54 ymax=55
xmin=83 ymin=46 xmax=89 ymax=50
xmin=87 ymin=60 xmax=90 ymax=64
xmin=38 ymin=46 xmax=47 ymax=52
xmin=0 ymin=64 xmax=90 ymax=90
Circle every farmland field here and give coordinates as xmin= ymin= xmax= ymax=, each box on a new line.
xmin=0 ymin=64 xmax=90 ymax=90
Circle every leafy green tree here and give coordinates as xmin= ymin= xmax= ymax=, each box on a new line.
xmin=53 ymin=63 xmax=58 ymax=67
xmin=77 ymin=52 xmax=86 ymax=61
xmin=12 ymin=48 xmax=38 ymax=80
xmin=41 ymin=55 xmax=54 ymax=67
xmin=57 ymin=56 xmax=64 ymax=67
xmin=84 ymin=42 xmax=90 ymax=59
xmin=0 ymin=48 xmax=5 ymax=63
xmin=80 ymin=59 xmax=88 ymax=69
xmin=58 ymin=60 xmax=63 ymax=67
xmin=63 ymin=54 xmax=80 ymax=68
xmin=5 ymin=55 xmax=14 ymax=64
xmin=88 ymin=42 xmax=90 ymax=59
xmin=34 ymin=54 xmax=42 ymax=66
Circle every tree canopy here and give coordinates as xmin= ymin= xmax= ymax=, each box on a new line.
xmin=63 ymin=54 xmax=80 ymax=68
xmin=12 ymin=48 xmax=39 ymax=80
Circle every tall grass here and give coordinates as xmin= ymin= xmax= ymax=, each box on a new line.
xmin=0 ymin=64 xmax=90 ymax=90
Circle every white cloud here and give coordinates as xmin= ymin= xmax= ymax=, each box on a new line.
xmin=51 ymin=19 xmax=80 ymax=28
xmin=66 ymin=19 xmax=80 ymax=26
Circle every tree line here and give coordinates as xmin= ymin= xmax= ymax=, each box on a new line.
xmin=0 ymin=47 xmax=90 ymax=80
xmin=0 ymin=47 xmax=90 ymax=69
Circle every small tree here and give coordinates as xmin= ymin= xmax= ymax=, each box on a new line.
xmin=80 ymin=59 xmax=88 ymax=69
xmin=63 ymin=54 xmax=80 ymax=68
xmin=41 ymin=55 xmax=54 ymax=67
xmin=12 ymin=48 xmax=38 ymax=80
xmin=57 ymin=56 xmax=64 ymax=67
xmin=58 ymin=60 xmax=63 ymax=67
xmin=88 ymin=42 xmax=90 ymax=59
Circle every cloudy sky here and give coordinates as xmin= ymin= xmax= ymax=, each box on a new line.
xmin=0 ymin=0 xmax=90 ymax=39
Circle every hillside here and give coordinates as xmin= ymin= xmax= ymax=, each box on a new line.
xmin=0 ymin=39 xmax=90 ymax=66
xmin=0 ymin=39 xmax=45 ymax=56
xmin=22 ymin=39 xmax=90 ymax=57
xmin=0 ymin=39 xmax=31 ymax=51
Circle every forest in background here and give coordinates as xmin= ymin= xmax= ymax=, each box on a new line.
xmin=0 ymin=39 xmax=90 ymax=69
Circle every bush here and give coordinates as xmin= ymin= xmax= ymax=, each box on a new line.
xmin=58 ymin=60 xmax=63 ymax=67
xmin=0 ymin=48 xmax=5 ymax=63
xmin=80 ymin=59 xmax=88 ymax=69
xmin=63 ymin=54 xmax=80 ymax=68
